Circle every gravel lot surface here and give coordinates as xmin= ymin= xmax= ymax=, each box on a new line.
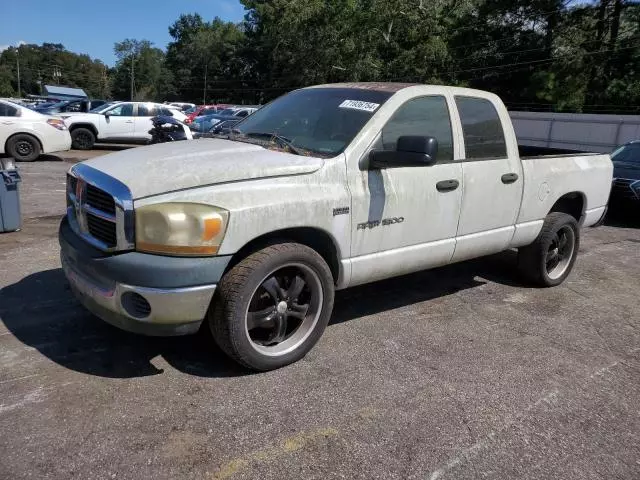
xmin=1 ymin=154 xmax=639 ymax=479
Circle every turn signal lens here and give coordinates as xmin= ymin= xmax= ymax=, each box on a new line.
xmin=47 ymin=118 xmax=68 ymax=131
xmin=135 ymin=203 xmax=229 ymax=256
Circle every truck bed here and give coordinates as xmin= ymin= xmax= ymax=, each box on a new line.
xmin=518 ymin=144 xmax=603 ymax=158
xmin=515 ymin=149 xmax=612 ymax=231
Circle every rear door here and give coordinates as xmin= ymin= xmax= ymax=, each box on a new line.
xmin=99 ymin=103 xmax=135 ymax=139
xmin=0 ymin=102 xmax=22 ymax=152
xmin=134 ymin=103 xmax=157 ymax=140
xmin=451 ymin=95 xmax=523 ymax=262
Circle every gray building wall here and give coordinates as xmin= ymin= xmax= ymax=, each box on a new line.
xmin=510 ymin=111 xmax=640 ymax=153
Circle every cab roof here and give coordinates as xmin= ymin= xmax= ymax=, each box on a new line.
xmin=307 ymin=82 xmax=420 ymax=93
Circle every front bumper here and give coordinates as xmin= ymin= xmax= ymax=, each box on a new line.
xmin=43 ymin=131 xmax=72 ymax=154
xmin=59 ymin=217 xmax=231 ymax=336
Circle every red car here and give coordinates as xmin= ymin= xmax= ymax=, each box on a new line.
xmin=185 ymin=104 xmax=231 ymax=124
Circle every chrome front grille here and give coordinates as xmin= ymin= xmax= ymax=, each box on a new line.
xmin=86 ymin=184 xmax=116 ymax=215
xmin=66 ymin=164 xmax=135 ymax=252
xmin=87 ymin=214 xmax=117 ymax=247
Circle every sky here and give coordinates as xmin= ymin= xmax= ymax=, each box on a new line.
xmin=0 ymin=0 xmax=246 ymax=66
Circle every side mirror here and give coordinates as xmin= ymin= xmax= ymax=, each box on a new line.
xmin=369 ymin=136 xmax=439 ymax=169
xmin=103 ymin=112 xmax=110 ymax=118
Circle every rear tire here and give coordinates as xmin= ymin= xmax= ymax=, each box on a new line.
xmin=7 ymin=134 xmax=41 ymax=162
xmin=518 ymin=212 xmax=580 ymax=287
xmin=209 ymin=243 xmax=335 ymax=371
xmin=71 ymin=128 xmax=95 ymax=150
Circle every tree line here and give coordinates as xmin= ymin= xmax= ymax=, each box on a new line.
xmin=1 ymin=0 xmax=638 ymax=113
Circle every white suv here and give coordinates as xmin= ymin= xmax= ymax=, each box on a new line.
xmin=63 ymin=102 xmax=187 ymax=150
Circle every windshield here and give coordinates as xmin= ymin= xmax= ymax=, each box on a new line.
xmin=90 ymin=102 xmax=118 ymax=113
xmin=612 ymin=144 xmax=640 ymax=164
xmin=233 ymin=87 xmax=393 ymax=157
xmin=184 ymin=106 xmax=198 ymax=114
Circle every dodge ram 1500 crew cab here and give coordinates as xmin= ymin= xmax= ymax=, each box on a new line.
xmin=59 ymin=83 xmax=613 ymax=371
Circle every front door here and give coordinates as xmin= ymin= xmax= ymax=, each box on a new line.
xmin=451 ymin=95 xmax=524 ymax=262
xmin=99 ymin=103 xmax=135 ymax=139
xmin=347 ymin=95 xmax=463 ymax=286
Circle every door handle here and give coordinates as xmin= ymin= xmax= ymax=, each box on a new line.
xmin=436 ymin=179 xmax=459 ymax=192
xmin=501 ymin=173 xmax=518 ymax=184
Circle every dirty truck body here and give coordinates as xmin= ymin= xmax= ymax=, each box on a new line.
xmin=59 ymin=83 xmax=612 ymax=370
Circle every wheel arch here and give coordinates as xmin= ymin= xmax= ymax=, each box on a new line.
xmin=548 ymin=191 xmax=586 ymax=225
xmin=69 ymin=122 xmax=98 ymax=137
xmin=225 ymin=227 xmax=342 ymax=284
xmin=5 ymin=131 xmax=44 ymax=154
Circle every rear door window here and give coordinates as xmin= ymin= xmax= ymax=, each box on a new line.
xmin=455 ymin=97 xmax=507 ymax=160
xmin=0 ymin=103 xmax=19 ymax=116
xmin=137 ymin=104 xmax=157 ymax=117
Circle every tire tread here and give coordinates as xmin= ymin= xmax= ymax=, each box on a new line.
xmin=518 ymin=212 xmax=579 ymax=287
xmin=210 ymin=242 xmax=334 ymax=371
xmin=7 ymin=133 xmax=41 ymax=162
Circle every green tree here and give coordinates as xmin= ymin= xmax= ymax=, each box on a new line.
xmin=112 ymin=39 xmax=174 ymax=101
xmin=165 ymin=14 xmax=245 ymax=103
xmin=0 ymin=43 xmax=109 ymax=98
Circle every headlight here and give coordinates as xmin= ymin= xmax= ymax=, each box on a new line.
xmin=47 ymin=118 xmax=68 ymax=130
xmin=135 ymin=203 xmax=229 ymax=256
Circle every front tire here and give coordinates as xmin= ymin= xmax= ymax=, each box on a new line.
xmin=518 ymin=212 xmax=580 ymax=287
xmin=70 ymin=128 xmax=96 ymax=150
xmin=7 ymin=134 xmax=41 ymax=162
xmin=210 ymin=243 xmax=335 ymax=371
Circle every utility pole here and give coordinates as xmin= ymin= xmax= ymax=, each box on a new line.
xmin=52 ymin=66 xmax=62 ymax=84
xmin=130 ymin=54 xmax=135 ymax=101
xmin=16 ymin=47 xmax=21 ymax=98
xmin=203 ymin=62 xmax=208 ymax=104
xmin=102 ymin=65 xmax=108 ymax=99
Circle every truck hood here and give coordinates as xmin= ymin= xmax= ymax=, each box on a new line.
xmin=81 ymin=138 xmax=325 ymax=199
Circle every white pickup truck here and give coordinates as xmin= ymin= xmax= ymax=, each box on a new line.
xmin=59 ymin=83 xmax=612 ymax=370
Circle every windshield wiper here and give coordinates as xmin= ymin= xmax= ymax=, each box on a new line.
xmin=237 ymin=131 xmax=303 ymax=156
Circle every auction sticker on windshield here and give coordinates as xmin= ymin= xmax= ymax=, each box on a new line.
xmin=339 ymin=100 xmax=380 ymax=112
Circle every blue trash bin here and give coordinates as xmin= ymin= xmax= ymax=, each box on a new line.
xmin=0 ymin=158 xmax=22 ymax=232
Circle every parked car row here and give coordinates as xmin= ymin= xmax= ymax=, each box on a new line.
xmin=189 ymin=106 xmax=259 ymax=133
xmin=61 ymin=102 xmax=188 ymax=149
xmin=184 ymin=104 xmax=231 ymax=123
xmin=0 ymin=95 xmax=261 ymax=158
xmin=33 ymin=99 xmax=109 ymax=115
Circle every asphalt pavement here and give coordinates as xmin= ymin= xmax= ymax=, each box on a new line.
xmin=0 ymin=156 xmax=639 ymax=479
